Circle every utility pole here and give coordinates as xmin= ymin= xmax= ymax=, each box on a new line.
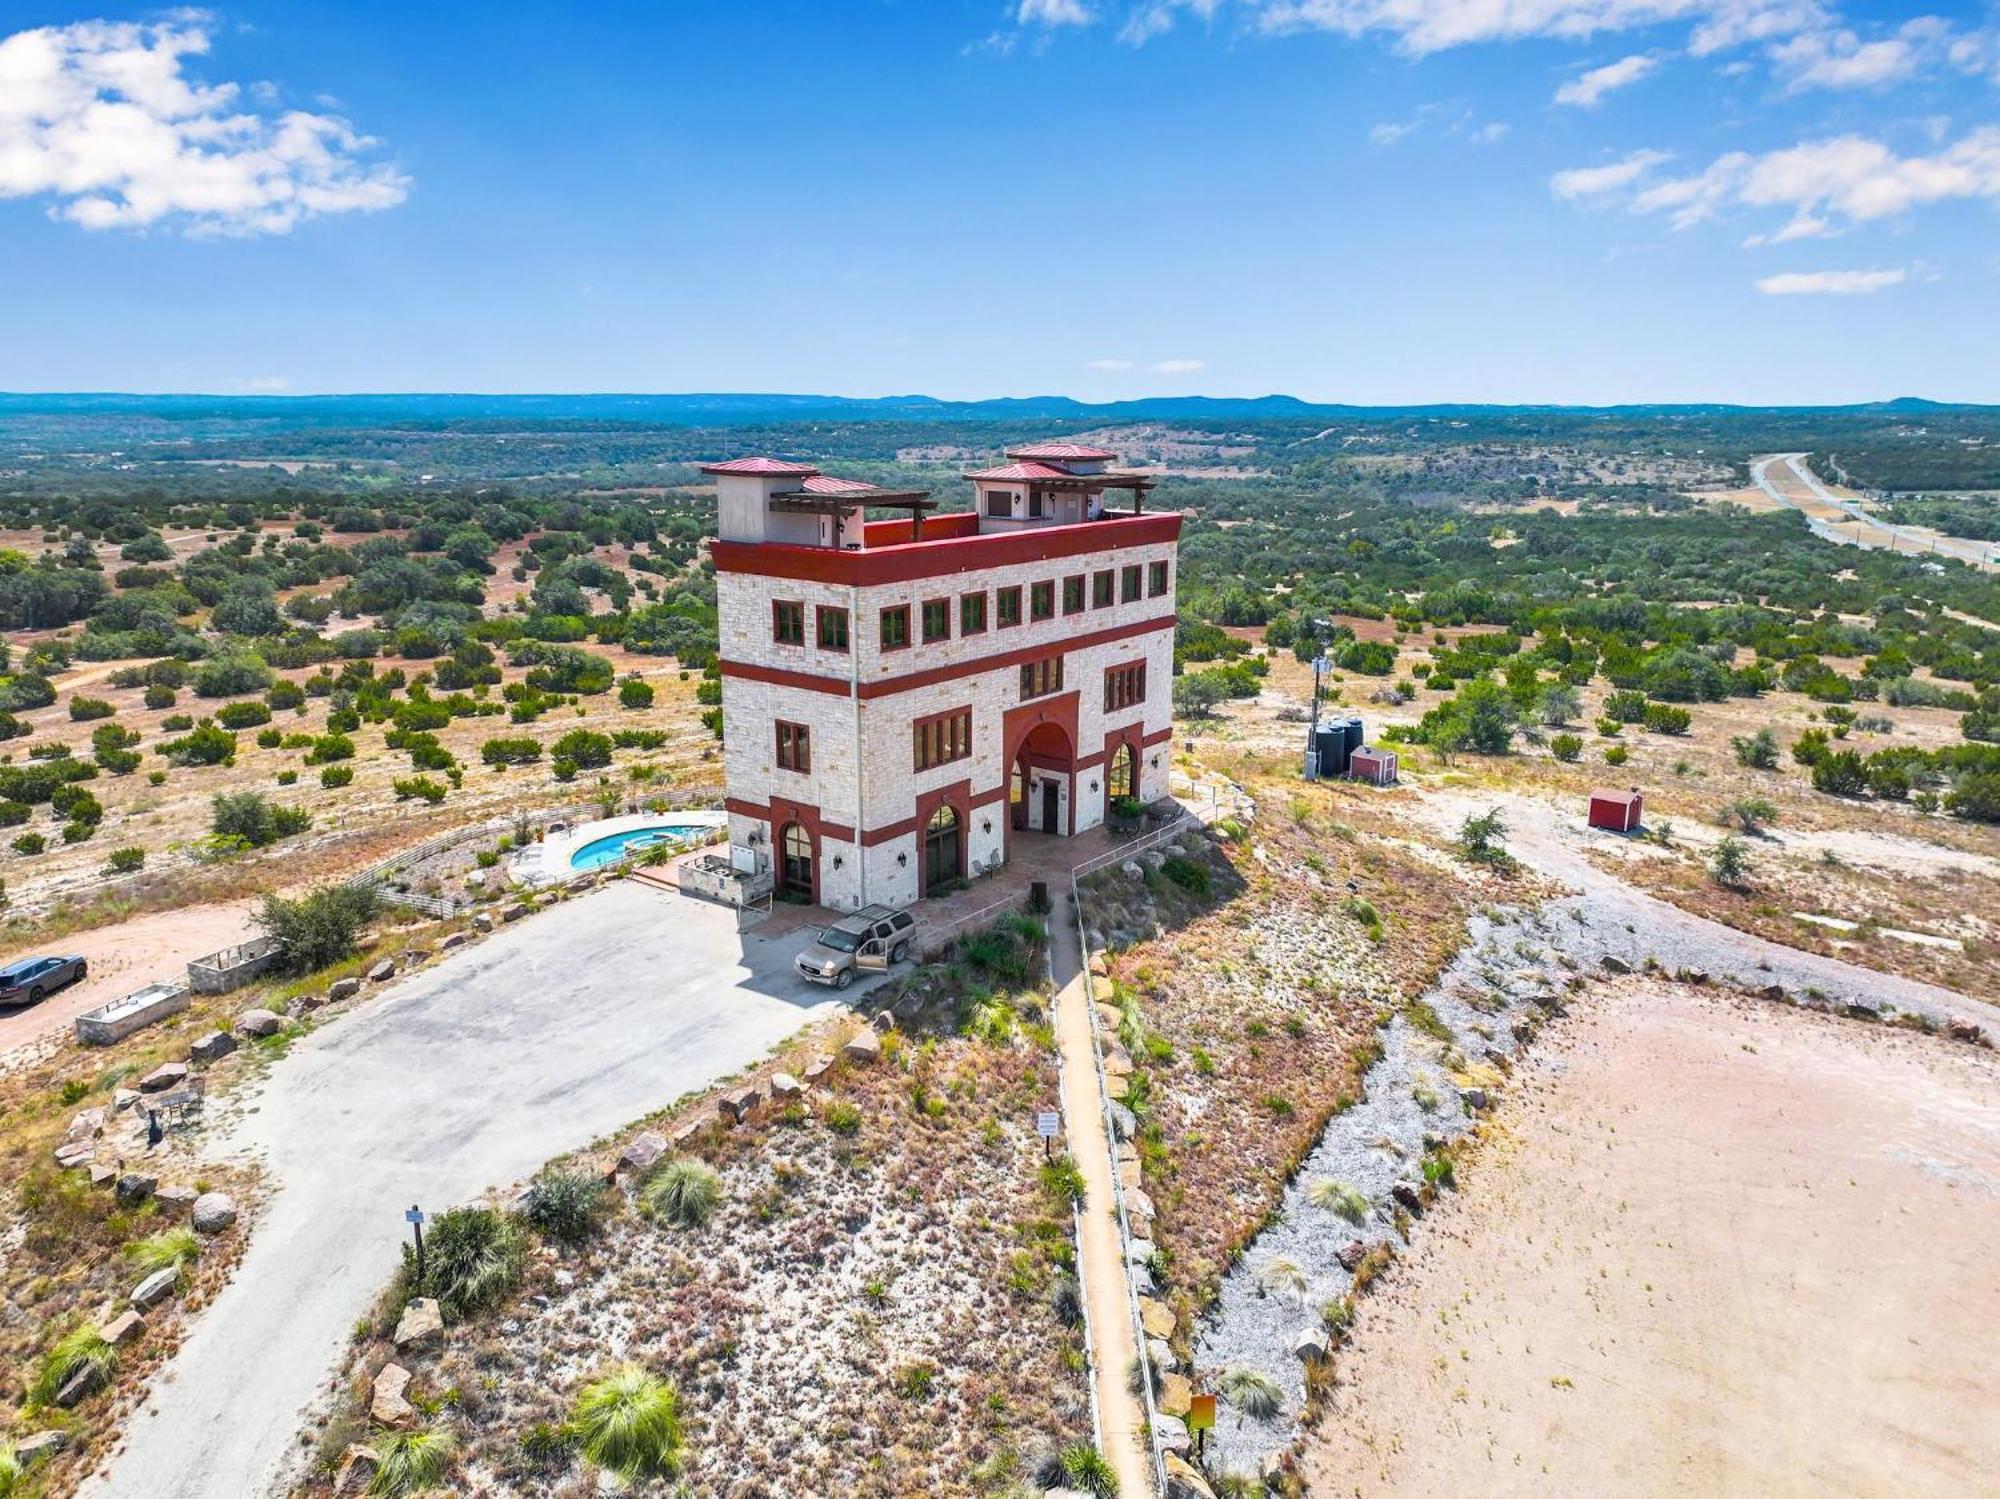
xmin=1306 ymin=650 xmax=1331 ymax=780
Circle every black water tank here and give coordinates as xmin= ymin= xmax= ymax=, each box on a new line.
xmin=1339 ymin=715 xmax=1365 ymax=770
xmin=1312 ymin=723 xmax=1343 ymax=778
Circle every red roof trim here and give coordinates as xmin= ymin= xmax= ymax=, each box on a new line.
xmin=700 ymin=457 xmax=820 ymax=477
xmin=1006 ymin=442 xmax=1117 ymax=461
xmin=711 ymin=512 xmax=1181 ymax=588
xmin=964 ymin=461 xmax=1076 ymax=481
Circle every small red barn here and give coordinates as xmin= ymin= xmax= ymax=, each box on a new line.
xmin=1349 ymin=746 xmax=1398 ymax=786
xmin=1588 ymin=788 xmax=1643 ymax=833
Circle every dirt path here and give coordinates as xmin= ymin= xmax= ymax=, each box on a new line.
xmin=1051 ymin=898 xmax=1154 ymax=1496
xmin=0 ymin=900 xmax=260 ymax=1061
xmin=1304 ymin=980 xmax=2000 ymax=1497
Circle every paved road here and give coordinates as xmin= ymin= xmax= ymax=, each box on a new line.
xmin=1752 ymin=453 xmax=1999 ymax=573
xmin=87 ymin=882 xmax=877 ymax=1499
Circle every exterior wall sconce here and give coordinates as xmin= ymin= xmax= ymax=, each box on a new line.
xmin=1088 ymin=779 xmax=1099 ymax=793
xmin=981 ymin=817 xmax=992 ymax=835
xmin=1149 ymin=754 xmax=1161 ymax=769
xmin=832 ymin=854 xmax=844 ymax=870
xmin=746 ymin=830 xmax=763 ymax=846
xmin=897 ymin=851 xmax=908 ymax=867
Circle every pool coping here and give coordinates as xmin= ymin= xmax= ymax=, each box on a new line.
xmin=508 ymin=810 xmax=728 ymax=888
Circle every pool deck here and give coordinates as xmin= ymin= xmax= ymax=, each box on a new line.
xmin=508 ymin=809 xmax=727 ymax=887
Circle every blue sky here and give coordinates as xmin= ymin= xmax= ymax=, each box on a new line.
xmin=1 ymin=1 xmax=1996 ymax=403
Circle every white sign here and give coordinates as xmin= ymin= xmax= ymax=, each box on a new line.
xmin=1036 ymin=1111 xmax=1061 ymax=1139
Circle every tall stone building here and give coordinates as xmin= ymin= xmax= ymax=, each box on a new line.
xmin=707 ymin=441 xmax=1180 ymax=911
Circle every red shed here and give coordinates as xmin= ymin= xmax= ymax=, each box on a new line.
xmin=1588 ymin=788 xmax=1643 ymax=833
xmin=1349 ymin=746 xmax=1398 ymax=786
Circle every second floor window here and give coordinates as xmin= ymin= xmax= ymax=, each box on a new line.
xmin=997 ymin=586 xmax=1023 ymax=628
xmin=1121 ymin=564 xmax=1143 ymax=603
xmin=776 ymin=720 xmax=810 ymax=773
xmin=772 ymin=600 xmax=805 ymax=645
xmin=961 ymin=591 xmax=987 ymax=635
xmin=1030 ymin=580 xmax=1055 ymax=622
xmin=1148 ymin=560 xmax=1170 ymax=597
xmin=1105 ymin=661 xmax=1147 ymax=712
xmin=1092 ymin=569 xmax=1114 ymax=608
xmin=1063 ymin=575 xmax=1086 ymax=614
xmin=985 ymin=490 xmax=1014 ymax=518
xmin=913 ymin=707 xmax=973 ymax=772
xmin=880 ymin=605 xmax=910 ymax=651
xmin=922 ymin=598 xmax=951 ymax=643
xmin=817 ymin=605 xmax=848 ymax=652
xmin=1020 ymin=654 xmax=1064 ymax=700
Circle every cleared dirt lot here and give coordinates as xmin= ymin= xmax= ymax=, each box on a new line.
xmin=1304 ymin=981 xmax=2000 ymax=1499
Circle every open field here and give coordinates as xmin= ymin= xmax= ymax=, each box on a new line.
xmin=1303 ymin=978 xmax=2000 ymax=1499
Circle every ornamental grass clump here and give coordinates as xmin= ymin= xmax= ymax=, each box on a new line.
xmin=1222 ymin=1366 xmax=1284 ymax=1420
xmin=639 ymin=1158 xmax=721 ymax=1229
xmin=368 ymin=1426 xmax=454 ymax=1496
xmin=522 ymin=1167 xmax=609 ymax=1247
xmin=123 ymin=1226 xmax=200 ymax=1282
xmin=29 ymin=1323 xmax=115 ymax=1407
xmin=1307 ymin=1178 xmax=1369 ymax=1224
xmin=411 ymin=1206 xmax=526 ymax=1318
xmin=567 ymin=1364 xmax=683 ymax=1481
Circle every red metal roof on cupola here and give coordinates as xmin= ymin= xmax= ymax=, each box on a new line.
xmin=699 ymin=457 xmax=820 ymax=477
xmin=1005 ymin=441 xmax=1117 ymax=461
xmin=963 ymin=461 xmax=1078 ymax=481
xmin=799 ymin=475 xmax=877 ymax=494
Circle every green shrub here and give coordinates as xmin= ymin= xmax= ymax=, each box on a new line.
xmin=410 ymin=1206 xmax=526 ymax=1318
xmin=320 ymin=764 xmax=355 ymax=789
xmin=29 ymin=1323 xmax=114 ymax=1407
xmin=550 ymin=729 xmax=613 ymax=768
xmin=104 ymin=846 xmax=146 ymax=874
xmin=1642 ymin=702 xmax=1692 ymax=735
xmin=1549 ymin=732 xmax=1583 ymax=762
xmin=1160 ymin=855 xmax=1209 ymax=894
xmin=211 ymin=790 xmax=311 ymax=847
xmin=159 ymin=721 xmax=235 ymax=766
xmin=566 ymin=1364 xmax=682 ymax=1481
xmin=1221 ymin=1367 xmax=1283 ymax=1419
xmin=255 ymin=883 xmax=378 ymax=974
xmin=618 ymin=678 xmax=655 ymax=709
xmin=13 ymin=833 xmax=46 ymax=856
xmin=1710 ymin=834 xmax=1752 ymax=888
xmin=256 ymin=727 xmax=283 ymax=748
xmin=480 ymin=736 xmax=541 ymax=766
xmin=123 ymin=1226 xmax=198 ymax=1281
xmin=1811 ymin=751 xmax=1869 ymax=797
xmin=1039 ymin=1155 xmax=1086 ymax=1207
xmin=1731 ymin=729 xmax=1778 ymax=769
xmin=143 ymin=683 xmax=176 ymax=709
xmin=522 ymin=1168 xmax=608 ymax=1247
xmin=304 ymin=732 xmax=355 ymax=765
xmin=367 ymin=1427 xmax=454 ymax=1497
xmin=392 ymin=776 xmax=448 ymax=804
xmin=68 ymin=695 xmax=114 ymax=721
xmin=824 ymin=1100 xmax=862 ymax=1135
xmin=1059 ymin=1444 xmax=1117 ymax=1499
xmin=1604 ymin=745 xmax=1630 ymax=766
xmin=215 ymin=700 xmax=272 ymax=729
xmin=640 ymin=1159 xmax=721 ymax=1229
xmin=1308 ymin=1178 xmax=1369 ymax=1223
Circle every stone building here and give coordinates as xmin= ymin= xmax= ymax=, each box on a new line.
xmin=707 ymin=441 xmax=1181 ymax=911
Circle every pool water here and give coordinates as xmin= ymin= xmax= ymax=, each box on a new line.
xmin=568 ymin=825 xmax=706 ymax=871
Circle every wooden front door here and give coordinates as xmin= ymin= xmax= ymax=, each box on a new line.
xmin=1041 ymin=779 xmax=1061 ymax=836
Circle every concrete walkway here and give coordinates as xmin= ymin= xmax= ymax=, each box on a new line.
xmin=84 ymin=882 xmax=880 ymax=1499
xmin=1050 ymin=894 xmax=1154 ymax=1496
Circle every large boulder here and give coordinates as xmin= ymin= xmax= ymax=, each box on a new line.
xmin=392 ymin=1297 xmax=443 ymax=1351
xmin=54 ymin=1140 xmax=95 ymax=1170
xmin=333 ymin=1445 xmax=380 ymax=1496
xmin=156 ymin=1183 xmax=199 ymax=1216
xmin=439 ymin=931 xmax=469 ymax=951
xmin=1138 ymin=1296 xmax=1176 ymax=1340
xmin=1153 ymin=1411 xmax=1191 ymax=1455
xmin=191 ymin=1191 xmax=238 ymax=1234
xmin=618 ymin=1133 xmax=667 ymax=1175
xmin=769 ymin=1072 xmax=803 ymax=1102
xmin=370 ymin=1363 xmax=415 ymax=1427
xmin=131 ymin=1266 xmax=180 ymax=1310
xmin=1164 ymin=1452 xmax=1218 ymax=1499
xmin=115 ymin=1172 xmax=158 ymax=1207
xmin=1293 ymin=1325 xmax=1331 ymax=1362
xmin=328 ymin=976 xmax=363 ymax=1002
xmin=103 ymin=1309 xmax=146 ymax=1347
xmin=139 ymin=1061 xmax=188 ymax=1094
xmin=14 ymin=1431 xmax=67 ymax=1468
xmin=54 ymin=1363 xmax=105 ymax=1409
xmin=63 ymin=1108 xmax=106 ymax=1145
xmin=190 ymin=1030 xmax=238 ymax=1064
xmin=718 ymin=1085 xmax=762 ymax=1123
xmin=234 ymin=1009 xmax=283 ymax=1039
xmin=366 ymin=959 xmax=396 ymax=983
xmin=841 ymin=1030 xmax=881 ymax=1065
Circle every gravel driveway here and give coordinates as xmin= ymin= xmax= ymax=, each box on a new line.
xmin=85 ymin=882 xmax=875 ymax=1499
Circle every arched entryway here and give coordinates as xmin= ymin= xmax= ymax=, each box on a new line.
xmin=1011 ymin=721 xmax=1076 ymax=838
xmin=778 ymin=821 xmax=813 ymax=901
xmin=1105 ymin=741 xmax=1135 ymax=810
xmin=923 ymin=803 xmax=963 ymax=897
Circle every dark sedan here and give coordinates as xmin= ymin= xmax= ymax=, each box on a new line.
xmin=0 ymin=955 xmax=87 ymax=1007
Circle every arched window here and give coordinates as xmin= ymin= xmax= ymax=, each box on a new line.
xmin=1107 ymin=742 xmax=1135 ymax=801
xmin=780 ymin=822 xmax=812 ymax=900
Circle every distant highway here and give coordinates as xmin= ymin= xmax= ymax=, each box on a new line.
xmin=1750 ymin=453 xmax=1999 ymax=574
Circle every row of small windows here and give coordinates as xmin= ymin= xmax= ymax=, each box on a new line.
xmin=772 ymin=662 xmax=1148 ymax=777
xmin=769 ymin=561 xmax=1170 ymax=653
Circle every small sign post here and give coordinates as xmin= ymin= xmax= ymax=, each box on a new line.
xmin=1036 ymin=1110 xmax=1061 ymax=1160
xmin=1188 ymin=1393 xmax=1216 ymax=1460
xmin=405 ymin=1204 xmax=427 ymax=1285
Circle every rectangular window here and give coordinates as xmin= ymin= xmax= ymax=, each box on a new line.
xmin=1148 ymin=560 xmax=1170 ymax=598
xmin=1028 ymin=490 xmax=1048 ymax=519
xmin=1019 ymin=654 xmax=1065 ymax=700
xmin=1121 ymin=564 xmax=1143 ymax=603
xmin=912 ymin=706 xmax=973 ymax=772
xmin=775 ymin=720 xmax=810 ymax=773
xmin=816 ymin=605 xmax=849 ymax=653
xmin=985 ymin=490 xmax=1013 ymax=519
xmin=1030 ymin=579 xmax=1055 ymax=622
xmin=922 ymin=597 xmax=950 ymax=644
xmin=1092 ymin=569 xmax=1114 ymax=608
xmin=960 ymin=590 xmax=987 ymax=635
xmin=1062 ymin=574 xmax=1086 ymax=614
xmin=1104 ymin=662 xmax=1147 ymax=712
xmin=772 ymin=599 xmax=805 ymax=646
xmin=996 ymin=585 xmax=1023 ymax=628
xmin=880 ymin=605 xmax=911 ymax=652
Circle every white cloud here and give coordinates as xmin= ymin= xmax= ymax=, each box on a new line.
xmin=1017 ymin=0 xmax=1094 ymax=25
xmin=1621 ymin=128 xmax=2000 ymax=230
xmin=1743 ymin=212 xmax=1831 ymax=244
xmin=1688 ymin=0 xmax=1830 ymax=55
xmin=1550 ymin=148 xmax=1673 ymax=199
xmin=1151 ymin=358 xmax=1204 ymax=372
xmin=1369 ymin=119 xmax=1415 ymax=145
xmin=1767 ymin=17 xmax=1953 ymax=91
xmin=1755 ymin=266 xmax=1906 ymax=294
xmin=0 ymin=15 xmax=408 ymax=236
xmin=1086 ymin=358 xmax=1135 ymax=370
xmin=1473 ymin=120 xmax=1511 ymax=143
xmin=1555 ymin=53 xmax=1659 ymax=105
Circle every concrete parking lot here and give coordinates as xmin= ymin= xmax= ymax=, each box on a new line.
xmin=89 ymin=881 xmax=879 ymax=1499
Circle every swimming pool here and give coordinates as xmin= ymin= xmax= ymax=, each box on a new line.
xmin=567 ymin=824 xmax=707 ymax=871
